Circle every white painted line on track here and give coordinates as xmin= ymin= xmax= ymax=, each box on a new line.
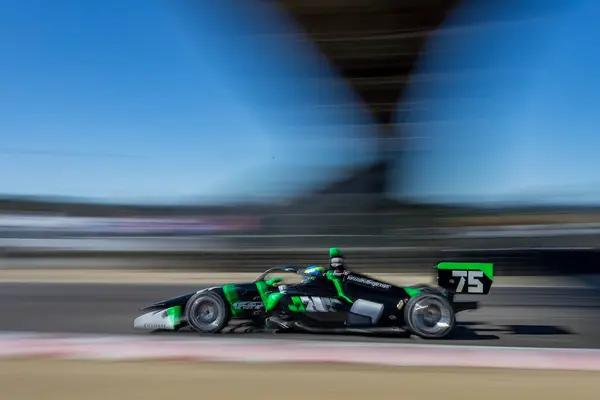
xmin=1 ymin=332 xmax=600 ymax=371
xmin=0 ymin=330 xmax=598 ymax=353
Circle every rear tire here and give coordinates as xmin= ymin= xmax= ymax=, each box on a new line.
xmin=404 ymin=293 xmax=455 ymax=339
xmin=185 ymin=291 xmax=230 ymax=334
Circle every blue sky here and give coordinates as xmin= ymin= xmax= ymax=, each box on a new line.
xmin=1 ymin=0 xmax=600 ymax=205
xmin=400 ymin=0 xmax=600 ymax=205
xmin=0 ymin=0 xmax=377 ymax=204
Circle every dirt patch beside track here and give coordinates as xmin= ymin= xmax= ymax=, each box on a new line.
xmin=1 ymin=359 xmax=597 ymax=400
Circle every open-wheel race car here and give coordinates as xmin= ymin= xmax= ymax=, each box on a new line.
xmin=134 ymin=262 xmax=493 ymax=339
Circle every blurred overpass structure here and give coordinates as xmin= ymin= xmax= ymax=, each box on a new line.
xmin=277 ymin=0 xmax=458 ymax=142
xmin=227 ymin=0 xmax=461 ymax=238
xmin=275 ymin=0 xmax=458 ymax=197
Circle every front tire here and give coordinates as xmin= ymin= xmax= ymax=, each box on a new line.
xmin=404 ymin=293 xmax=455 ymax=339
xmin=185 ymin=291 xmax=230 ymax=334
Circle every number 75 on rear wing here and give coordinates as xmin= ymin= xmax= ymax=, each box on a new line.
xmin=435 ymin=262 xmax=494 ymax=295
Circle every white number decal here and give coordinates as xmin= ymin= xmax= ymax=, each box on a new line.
xmin=452 ymin=270 xmax=467 ymax=292
xmin=468 ymin=270 xmax=484 ymax=293
xmin=452 ymin=270 xmax=484 ymax=293
xmin=299 ymin=296 xmax=341 ymax=312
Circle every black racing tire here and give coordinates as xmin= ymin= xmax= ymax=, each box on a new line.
xmin=404 ymin=293 xmax=455 ymax=339
xmin=185 ymin=291 xmax=231 ymax=334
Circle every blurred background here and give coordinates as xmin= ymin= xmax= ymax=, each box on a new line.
xmin=2 ymin=0 xmax=600 ymax=275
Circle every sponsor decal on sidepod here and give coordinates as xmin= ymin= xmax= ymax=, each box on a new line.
xmin=232 ymin=301 xmax=264 ymax=310
xmin=347 ymin=275 xmax=391 ymax=289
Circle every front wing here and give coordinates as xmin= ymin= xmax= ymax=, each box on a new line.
xmin=134 ymin=305 xmax=184 ymax=331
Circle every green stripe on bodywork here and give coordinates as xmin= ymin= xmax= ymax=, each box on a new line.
xmin=288 ymin=296 xmax=306 ymax=312
xmin=222 ymin=284 xmax=240 ymax=316
xmin=166 ymin=306 xmax=181 ymax=327
xmin=266 ymin=292 xmax=283 ymax=311
xmin=255 ymin=281 xmax=270 ymax=306
xmin=437 ymin=262 xmax=494 ymax=281
xmin=404 ymin=287 xmax=422 ymax=297
xmin=326 ymin=271 xmax=353 ymax=303
xmin=266 ymin=277 xmax=282 ymax=286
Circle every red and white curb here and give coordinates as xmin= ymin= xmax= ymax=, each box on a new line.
xmin=1 ymin=332 xmax=600 ymax=371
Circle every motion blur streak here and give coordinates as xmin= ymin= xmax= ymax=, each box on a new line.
xmin=1 ymin=2 xmax=600 ymax=396
xmin=0 ymin=283 xmax=598 ymax=349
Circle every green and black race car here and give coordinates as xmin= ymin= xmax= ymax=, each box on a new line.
xmin=134 ymin=261 xmax=493 ymax=339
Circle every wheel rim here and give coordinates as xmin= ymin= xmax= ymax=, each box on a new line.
xmin=190 ymin=298 xmax=221 ymax=330
xmin=412 ymin=297 xmax=452 ymax=335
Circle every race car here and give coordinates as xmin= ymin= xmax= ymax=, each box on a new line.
xmin=133 ymin=261 xmax=493 ymax=339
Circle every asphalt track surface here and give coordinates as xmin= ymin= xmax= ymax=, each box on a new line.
xmin=1 ymin=283 xmax=599 ymax=348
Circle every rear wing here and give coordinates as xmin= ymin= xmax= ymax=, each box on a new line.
xmin=435 ymin=262 xmax=494 ymax=295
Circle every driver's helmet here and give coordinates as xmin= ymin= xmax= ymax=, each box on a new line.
xmin=302 ymin=265 xmax=325 ymax=282
xmin=329 ymin=247 xmax=345 ymax=269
